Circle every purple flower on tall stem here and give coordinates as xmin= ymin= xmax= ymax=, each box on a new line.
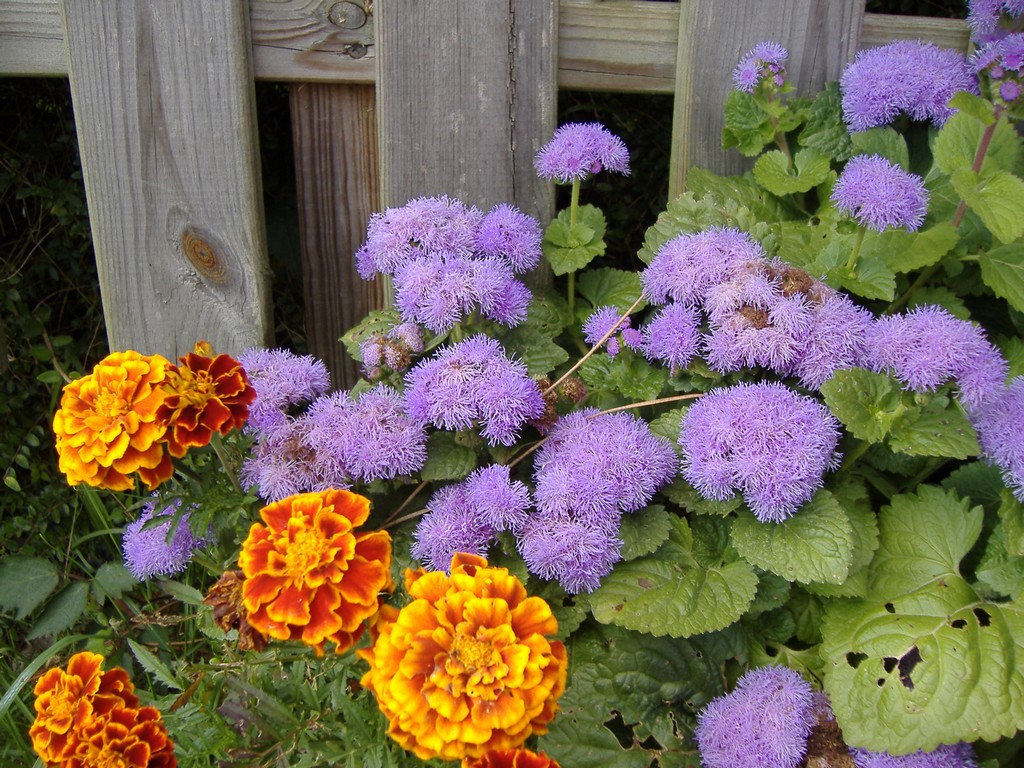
xmin=839 ymin=40 xmax=978 ymax=131
xmin=123 ymin=498 xmax=209 ymax=580
xmin=850 ymin=742 xmax=978 ymax=768
xmin=831 ymin=155 xmax=929 ymax=233
xmin=534 ymin=122 xmax=630 ymax=183
xmin=970 ymin=376 xmax=1024 ymax=500
xmin=679 ymin=382 xmax=842 ymax=522
xmin=732 ymin=41 xmax=789 ymax=93
xmin=695 ymin=665 xmax=816 ymax=768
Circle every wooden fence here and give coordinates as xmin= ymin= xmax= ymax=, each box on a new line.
xmin=0 ymin=0 xmax=970 ymax=387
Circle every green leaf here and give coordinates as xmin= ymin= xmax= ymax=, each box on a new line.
xmin=502 ymin=322 xmax=570 ymax=376
xmin=908 ymin=286 xmax=969 ymax=319
xmin=618 ymin=505 xmax=674 ymax=561
xmin=578 ymin=352 xmax=669 ymax=403
xmin=828 ymin=256 xmax=897 ymax=301
xmin=419 ymin=431 xmax=477 ymax=481
xmin=951 ymin=168 xmax=1024 ymax=244
xmin=543 ymin=205 xmax=607 ymax=275
xmin=588 ymin=516 xmax=758 ymax=637
xmin=159 ymin=578 xmax=208 ymax=607
xmin=0 ymin=556 xmax=59 ymax=619
xmin=798 ymin=81 xmax=854 ymax=161
xmin=979 ymin=243 xmax=1024 ymax=313
xmin=662 ymin=478 xmax=742 ymax=517
xmin=576 ymin=268 xmax=643 ymax=314
xmin=976 ymin=523 xmax=1024 ymax=600
xmin=26 ymin=581 xmax=89 ymax=640
xmin=887 ymin=396 xmax=980 ymax=459
xmin=868 ymin=222 xmax=959 ymax=274
xmin=949 ymin=91 xmax=998 ymax=126
xmin=999 ymin=490 xmax=1024 ymax=557
xmin=934 ymin=112 xmax=1022 ymax=176
xmin=850 ymin=127 xmax=910 ymax=168
xmin=821 ymin=368 xmax=906 ymax=443
xmin=721 ymin=90 xmax=776 ymax=156
xmin=730 ymin=490 xmax=854 ymax=585
xmin=127 ymin=638 xmax=183 ymax=691
xmin=753 ymin=148 xmax=832 ymax=196
xmin=647 ymin=407 xmax=688 ymax=448
xmin=92 ymin=562 xmax=138 ymax=606
xmin=339 ymin=308 xmax=403 ymax=362
xmin=686 ymin=167 xmax=799 ymax=226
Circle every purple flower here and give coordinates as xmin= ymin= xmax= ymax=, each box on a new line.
xmin=839 ymin=40 xmax=978 ymax=131
xmin=790 ymin=293 xmax=875 ymax=389
xmin=695 ymin=665 xmax=816 ymax=768
xmin=973 ymin=32 xmax=1024 ymax=105
xmin=583 ymin=305 xmax=630 ymax=357
xmin=123 ymin=498 xmax=209 ymax=581
xmin=239 ymin=348 xmax=331 ymax=431
xmin=732 ymin=41 xmax=789 ymax=93
xmin=680 ymin=383 xmax=842 ymax=523
xmin=864 ymin=305 xmax=1008 ymax=409
xmin=641 ymin=227 xmax=765 ymax=307
xmin=533 ymin=409 xmax=677 ymax=519
xmin=832 ymin=155 xmax=929 ymax=233
xmin=360 ymin=323 xmax=425 ymax=379
xmin=534 ymin=122 xmax=630 ymax=183
xmin=465 ymin=464 xmax=533 ymax=532
xmin=404 ymin=335 xmax=544 ymax=446
xmin=517 ymin=509 xmax=623 ymax=594
xmin=640 ymin=302 xmax=702 ymax=372
xmin=241 ymin=416 xmax=340 ymax=501
xmin=475 ymin=203 xmax=542 ymax=272
xmin=971 ymin=376 xmax=1024 ymax=501
xmin=968 ymin=0 xmax=1024 ymax=44
xmin=305 ymin=385 xmax=427 ymax=484
xmin=412 ymin=483 xmax=496 ymax=572
xmin=850 ymin=742 xmax=978 ymax=768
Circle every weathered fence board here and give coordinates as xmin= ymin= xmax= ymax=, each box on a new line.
xmin=60 ymin=0 xmax=272 ymax=359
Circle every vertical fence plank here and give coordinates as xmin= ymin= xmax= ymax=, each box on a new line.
xmin=290 ymin=82 xmax=387 ymax=389
xmin=60 ymin=0 xmax=271 ymax=359
xmin=670 ymin=0 xmax=866 ymax=197
xmin=375 ymin=0 xmax=557 ymax=224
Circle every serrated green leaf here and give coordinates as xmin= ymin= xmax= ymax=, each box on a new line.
xmin=588 ymin=516 xmax=757 ymax=637
xmin=502 ymin=322 xmax=569 ymax=376
xmin=27 ymin=581 xmax=88 ymax=640
xmin=753 ymin=148 xmax=832 ymax=196
xmin=543 ymin=205 xmax=607 ymax=275
xmin=888 ymin=396 xmax=980 ymax=459
xmin=648 ymin=406 xmax=688 ymax=448
xmin=721 ymin=90 xmax=776 ymax=156
xmin=949 ymin=91 xmax=998 ymax=125
xmin=339 ymin=308 xmax=403 ymax=362
xmin=798 ymin=81 xmax=854 ymax=161
xmin=934 ymin=112 xmax=1022 ymax=176
xmin=159 ymin=578 xmax=207 ymax=607
xmin=908 ymin=286 xmax=969 ymax=319
xmin=951 ymin=168 xmax=1024 ymax=244
xmin=127 ymin=638 xmax=183 ymax=691
xmin=821 ymin=368 xmax=906 ymax=443
xmin=850 ymin=128 xmax=910 ymax=169
xmin=686 ymin=167 xmax=799 ymax=226
xmin=576 ymin=268 xmax=643 ymax=313
xmin=92 ymin=562 xmax=138 ymax=606
xmin=828 ymin=256 xmax=897 ymax=301
xmin=619 ymin=505 xmax=674 ymax=561
xmin=578 ymin=352 xmax=669 ymax=403
xmin=0 ymin=556 xmax=60 ymax=619
xmin=866 ymin=222 xmax=959 ymax=274
xmin=662 ymin=477 xmax=742 ymax=517
xmin=942 ymin=460 xmax=1008 ymax=513
xmin=976 ymin=522 xmax=1024 ymax=600
xmin=419 ymin=431 xmax=477 ymax=481
xmin=730 ymin=490 xmax=854 ymax=585
xmin=979 ymin=243 xmax=1024 ymax=313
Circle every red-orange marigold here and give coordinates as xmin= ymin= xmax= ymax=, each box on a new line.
xmin=29 ymin=651 xmax=140 ymax=766
xmin=462 ymin=748 xmax=561 ymax=768
xmin=158 ymin=344 xmax=256 ymax=458
xmin=53 ymin=350 xmax=174 ymax=491
xmin=64 ymin=704 xmax=177 ymax=768
xmin=239 ymin=488 xmax=393 ymax=655
xmin=357 ymin=553 xmax=568 ymax=762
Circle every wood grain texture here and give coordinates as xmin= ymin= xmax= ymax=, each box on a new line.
xmin=0 ymin=0 xmax=65 ymax=76
xmin=61 ymin=0 xmax=272 ymax=359
xmin=290 ymin=83 xmax=388 ymax=389
xmin=861 ymin=13 xmax=970 ymax=52
xmin=375 ymin=0 xmax=557 ymax=225
xmin=669 ymin=0 xmax=867 ymax=197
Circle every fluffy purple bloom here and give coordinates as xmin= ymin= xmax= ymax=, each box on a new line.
xmin=680 ymin=383 xmax=842 ymax=522
xmin=640 ymin=302 xmax=702 ymax=372
xmin=241 ymin=415 xmax=341 ymax=501
xmin=850 ymin=742 xmax=978 ymax=768
xmin=305 ymin=385 xmax=428 ymax=484
xmin=790 ymin=293 xmax=875 ymax=389
xmin=968 ymin=0 xmax=1024 ymax=44
xmin=517 ymin=509 xmax=623 ymax=594
xmin=475 ymin=203 xmax=542 ymax=272
xmin=534 ymin=122 xmax=630 ymax=183
xmin=239 ymin=347 xmax=331 ymax=430
xmin=641 ymin=227 xmax=765 ymax=307
xmin=973 ymin=32 xmax=1024 ymax=104
xmin=732 ymin=41 xmax=789 ymax=92
xmin=404 ymin=335 xmax=544 ymax=446
xmin=412 ymin=483 xmax=496 ymax=572
xmin=865 ymin=305 xmax=1008 ymax=409
xmin=971 ymin=376 xmax=1024 ymax=500
xmin=583 ymin=305 xmax=631 ymax=357
xmin=839 ymin=40 xmax=978 ymax=131
xmin=466 ymin=464 xmax=533 ymax=532
xmin=832 ymin=155 xmax=929 ymax=232
xmin=123 ymin=498 xmax=209 ymax=581
xmin=533 ymin=409 xmax=677 ymax=519
xmin=695 ymin=665 xmax=816 ymax=768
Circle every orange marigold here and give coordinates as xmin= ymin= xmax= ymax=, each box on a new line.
xmin=29 ymin=651 xmax=139 ymax=766
xmin=53 ymin=350 xmax=174 ymax=491
xmin=158 ymin=343 xmax=256 ymax=458
xmin=462 ymin=748 xmax=561 ymax=768
xmin=239 ymin=488 xmax=393 ymax=655
xmin=64 ymin=704 xmax=177 ymax=768
xmin=357 ymin=553 xmax=568 ymax=762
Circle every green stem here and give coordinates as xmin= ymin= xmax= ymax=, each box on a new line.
xmin=209 ymin=432 xmax=243 ymax=495
xmin=836 ymin=439 xmax=871 ymax=476
xmin=567 ymin=178 xmax=582 ymax=315
xmin=845 ymin=227 xmax=867 ymax=275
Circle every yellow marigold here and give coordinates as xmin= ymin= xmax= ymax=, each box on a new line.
xmin=357 ymin=553 xmax=567 ymax=762
xmin=462 ymin=748 xmax=561 ymax=768
xmin=64 ymin=704 xmax=177 ymax=768
xmin=29 ymin=651 xmax=139 ymax=766
xmin=239 ymin=488 xmax=393 ymax=655
xmin=53 ymin=350 xmax=174 ymax=491
xmin=158 ymin=343 xmax=256 ymax=458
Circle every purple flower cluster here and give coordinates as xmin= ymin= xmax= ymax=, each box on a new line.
xmin=839 ymin=40 xmax=978 ymax=131
xmin=411 ymin=465 xmax=531 ymax=572
xmin=583 ymin=305 xmax=642 ymax=357
xmin=355 ymin=196 xmax=539 ymax=333
xmin=534 ymin=122 xmax=630 ymax=183
xmin=850 ymin=743 xmax=978 ymax=768
xmin=639 ymin=302 xmax=702 ymax=373
xmin=695 ymin=665 xmax=816 ymax=768
xmin=865 ymin=305 xmax=1008 ymax=409
xmin=968 ymin=0 xmax=1024 ymax=44
xmin=404 ymin=335 xmax=545 ymax=446
xmin=971 ymin=376 xmax=1024 ymax=500
xmin=522 ymin=409 xmax=677 ymax=592
xmin=680 ymin=382 xmax=842 ymax=522
xmin=238 ymin=347 xmax=331 ymax=430
xmin=732 ymin=41 xmax=789 ymax=93
xmin=832 ymin=155 xmax=930 ymax=233
xmin=360 ymin=322 xmax=425 ymax=379
xmin=973 ymin=31 xmax=1024 ymax=104
xmin=122 ymin=498 xmax=209 ymax=581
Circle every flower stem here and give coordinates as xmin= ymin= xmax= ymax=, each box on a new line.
xmin=596 ymin=392 xmax=704 ymax=416
xmin=567 ymin=178 xmax=582 ymax=316
xmin=844 ymin=227 xmax=866 ymax=275
xmin=836 ymin=439 xmax=871 ymax=476
xmin=382 ymin=480 xmax=429 ymax=528
xmin=209 ymin=433 xmax=243 ymax=495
